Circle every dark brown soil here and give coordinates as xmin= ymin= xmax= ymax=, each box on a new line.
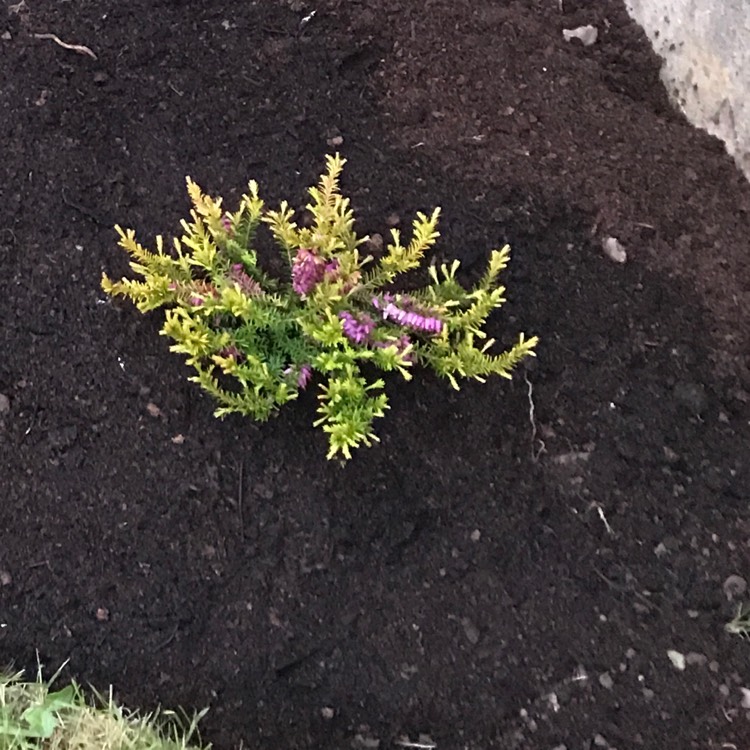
xmin=1 ymin=1 xmax=749 ymax=749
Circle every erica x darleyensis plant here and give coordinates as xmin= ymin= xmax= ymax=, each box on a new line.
xmin=102 ymin=154 xmax=538 ymax=459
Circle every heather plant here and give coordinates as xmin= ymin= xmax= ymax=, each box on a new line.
xmin=102 ymin=154 xmax=537 ymax=459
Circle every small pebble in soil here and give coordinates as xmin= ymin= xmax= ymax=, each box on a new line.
xmin=662 ymin=445 xmax=680 ymax=464
xmin=667 ymin=650 xmax=686 ymax=671
xmin=601 ymin=236 xmax=626 ymax=263
xmin=562 ymin=25 xmax=598 ymax=46
xmin=95 ymin=607 xmax=110 ymax=622
xmin=462 ymin=617 xmax=480 ymax=645
xmin=146 ymin=402 xmax=162 ymax=418
xmin=599 ymin=672 xmax=614 ymax=690
xmin=386 ymin=212 xmax=400 ymax=227
xmin=672 ymin=381 xmax=708 ymax=416
xmin=740 ymin=688 xmax=750 ymax=709
xmin=0 ymin=570 xmax=11 ymax=586
xmin=722 ymin=574 xmax=747 ymax=601
xmin=320 ymin=706 xmax=334 ymax=719
xmin=593 ymin=733 xmax=608 ymax=747
xmin=253 ymin=483 xmax=274 ymax=501
xmin=367 ymin=233 xmax=384 ymax=252
xmin=352 ymin=733 xmax=380 ymax=749
xmin=470 ymin=529 xmax=481 ymax=542
xmin=642 ymin=687 xmax=655 ymax=701
xmin=0 ymin=393 xmax=10 ymax=414
xmin=685 ymin=652 xmax=708 ymax=667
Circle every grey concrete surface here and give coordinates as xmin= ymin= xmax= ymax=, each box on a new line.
xmin=625 ymin=0 xmax=749 ymax=181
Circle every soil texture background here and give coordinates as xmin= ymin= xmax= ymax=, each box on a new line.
xmin=1 ymin=1 xmax=749 ymax=749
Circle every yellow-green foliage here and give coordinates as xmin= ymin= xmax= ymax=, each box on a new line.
xmin=102 ymin=154 xmax=538 ymax=460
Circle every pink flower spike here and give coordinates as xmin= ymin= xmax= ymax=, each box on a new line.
xmin=229 ymin=263 xmax=262 ymax=296
xmin=190 ymin=296 xmax=204 ymax=306
xmin=298 ymin=364 xmax=312 ymax=390
xmin=339 ymin=311 xmax=376 ymax=345
xmin=220 ymin=345 xmax=241 ymax=360
xmin=221 ymin=215 xmax=233 ymax=235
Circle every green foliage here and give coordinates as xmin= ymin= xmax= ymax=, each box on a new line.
xmin=0 ymin=670 xmax=207 ymax=750
xmin=0 ymin=683 xmax=77 ymax=745
xmin=102 ymin=154 xmax=538 ymax=460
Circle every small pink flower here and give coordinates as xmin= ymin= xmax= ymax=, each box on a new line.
xmin=297 ymin=364 xmax=312 ymax=390
xmin=221 ymin=214 xmax=234 ymax=235
xmin=186 ymin=281 xmax=217 ymax=307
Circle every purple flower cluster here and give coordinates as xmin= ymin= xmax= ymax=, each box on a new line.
xmin=372 ymin=295 xmax=443 ymax=334
xmin=339 ymin=311 xmax=376 ymax=344
xmin=229 ymin=263 xmax=262 ymax=296
xmin=292 ymin=248 xmax=324 ymax=295
xmin=291 ymin=248 xmax=326 ymax=295
xmin=338 ymin=309 xmax=414 ymax=361
xmin=291 ymin=248 xmax=341 ymax=295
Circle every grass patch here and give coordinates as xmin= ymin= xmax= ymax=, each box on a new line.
xmin=0 ymin=668 xmax=208 ymax=750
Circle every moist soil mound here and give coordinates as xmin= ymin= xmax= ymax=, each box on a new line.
xmin=1 ymin=1 xmax=749 ymax=749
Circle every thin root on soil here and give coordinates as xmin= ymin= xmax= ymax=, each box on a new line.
xmin=33 ymin=33 xmax=97 ymax=60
